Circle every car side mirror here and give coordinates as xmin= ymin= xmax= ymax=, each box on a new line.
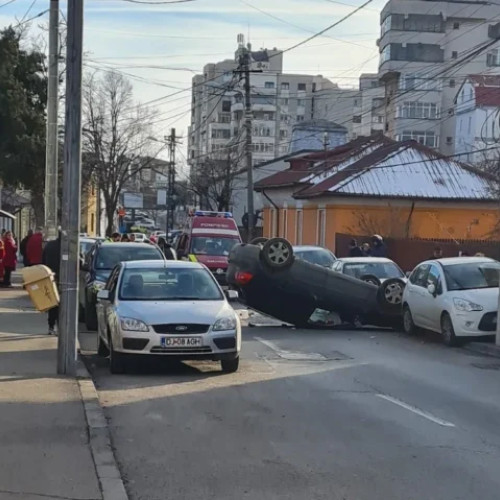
xmin=97 ymin=290 xmax=110 ymax=301
xmin=226 ymin=289 xmax=239 ymax=301
xmin=427 ymin=283 xmax=436 ymax=296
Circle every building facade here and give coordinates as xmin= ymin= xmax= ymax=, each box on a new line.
xmin=454 ymin=74 xmax=500 ymax=165
xmin=378 ymin=0 xmax=500 ymax=155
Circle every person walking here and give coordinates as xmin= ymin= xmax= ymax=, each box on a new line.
xmin=26 ymin=227 xmax=43 ymax=266
xmin=20 ymin=229 xmax=33 ymax=267
xmin=42 ymin=233 xmax=61 ymax=335
xmin=158 ymin=236 xmax=177 ymax=260
xmin=348 ymin=238 xmax=363 ymax=257
xmin=2 ymin=231 xmax=18 ymax=287
xmin=370 ymin=235 xmax=387 ymax=257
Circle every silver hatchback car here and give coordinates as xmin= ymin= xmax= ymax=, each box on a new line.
xmin=96 ymin=260 xmax=241 ymax=374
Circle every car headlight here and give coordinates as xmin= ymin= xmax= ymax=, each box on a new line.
xmin=92 ymin=281 xmax=106 ymax=291
xmin=213 ymin=315 xmax=237 ymax=331
xmin=453 ymin=298 xmax=483 ymax=312
xmin=120 ymin=317 xmax=149 ymax=332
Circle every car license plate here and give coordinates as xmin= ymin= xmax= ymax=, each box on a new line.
xmin=161 ymin=337 xmax=202 ymax=347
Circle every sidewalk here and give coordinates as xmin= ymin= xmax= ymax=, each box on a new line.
xmin=0 ymin=272 xmax=101 ymax=500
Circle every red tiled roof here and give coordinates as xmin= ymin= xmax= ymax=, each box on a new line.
xmin=475 ymin=86 xmax=500 ymax=107
xmin=468 ymin=74 xmax=500 ymax=87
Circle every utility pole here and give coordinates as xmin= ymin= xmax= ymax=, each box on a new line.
xmin=242 ymin=43 xmax=254 ymax=242
xmin=167 ymin=128 xmax=176 ymax=235
xmin=58 ymin=0 xmax=84 ymax=376
xmin=44 ymin=0 xmax=59 ymax=239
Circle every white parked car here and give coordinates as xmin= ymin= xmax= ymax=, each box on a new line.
xmin=402 ymin=257 xmax=500 ymax=345
xmin=129 ymin=233 xmax=148 ymax=242
xmin=96 ymin=260 xmax=241 ymax=374
xmin=293 ymin=245 xmax=337 ymax=268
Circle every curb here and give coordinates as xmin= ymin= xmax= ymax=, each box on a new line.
xmin=77 ymin=358 xmax=129 ymax=500
xmin=463 ymin=342 xmax=500 ymax=359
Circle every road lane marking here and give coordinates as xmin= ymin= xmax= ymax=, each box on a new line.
xmin=254 ymin=337 xmax=328 ymax=361
xmin=376 ymin=394 xmax=456 ymax=428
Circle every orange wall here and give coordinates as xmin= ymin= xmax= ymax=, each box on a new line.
xmin=262 ymin=202 xmax=500 ymax=250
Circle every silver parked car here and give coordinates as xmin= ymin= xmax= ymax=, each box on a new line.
xmin=96 ymin=260 xmax=241 ymax=374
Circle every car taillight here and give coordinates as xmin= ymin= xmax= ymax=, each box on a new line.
xmin=235 ymin=271 xmax=253 ymax=286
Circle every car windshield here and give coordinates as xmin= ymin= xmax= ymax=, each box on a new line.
xmin=343 ymin=262 xmax=404 ymax=279
xmin=95 ymin=246 xmax=162 ymax=270
xmin=295 ymin=249 xmax=336 ymax=267
xmin=444 ymin=262 xmax=500 ymax=291
xmin=191 ymin=236 xmax=239 ymax=256
xmin=119 ymin=267 xmax=224 ymax=301
xmin=80 ymin=241 xmax=95 ymax=255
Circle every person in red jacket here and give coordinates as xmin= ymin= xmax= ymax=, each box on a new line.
xmin=2 ymin=231 xmax=17 ymax=287
xmin=26 ymin=227 xmax=43 ymax=266
xmin=0 ymin=237 xmax=4 ymax=282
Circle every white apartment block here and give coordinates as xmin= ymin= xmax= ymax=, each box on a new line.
xmin=454 ymin=74 xmax=500 ymax=165
xmin=188 ymin=37 xmax=336 ymax=172
xmin=378 ymin=0 xmax=500 ymax=155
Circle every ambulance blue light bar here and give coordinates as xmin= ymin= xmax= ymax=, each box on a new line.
xmin=194 ymin=210 xmax=233 ymax=218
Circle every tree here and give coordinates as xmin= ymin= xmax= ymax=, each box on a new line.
xmin=0 ymin=27 xmax=47 ymax=225
xmin=82 ymin=71 xmax=162 ymax=235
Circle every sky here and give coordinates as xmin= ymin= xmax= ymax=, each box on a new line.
xmin=0 ymin=0 xmax=386 ymax=170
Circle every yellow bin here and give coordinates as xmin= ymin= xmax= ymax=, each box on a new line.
xmin=21 ymin=265 xmax=60 ymax=312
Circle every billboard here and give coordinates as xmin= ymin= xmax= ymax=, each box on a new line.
xmin=123 ymin=192 xmax=143 ymax=209
xmin=157 ymin=189 xmax=167 ymax=206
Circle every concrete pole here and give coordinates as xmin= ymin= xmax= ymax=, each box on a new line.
xmin=243 ymin=45 xmax=254 ymax=242
xmin=58 ymin=0 xmax=84 ymax=376
xmin=44 ymin=0 xmax=59 ymax=239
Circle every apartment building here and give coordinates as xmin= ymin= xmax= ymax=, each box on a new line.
xmin=188 ymin=37 xmax=336 ymax=173
xmin=378 ymin=0 xmax=500 ymax=155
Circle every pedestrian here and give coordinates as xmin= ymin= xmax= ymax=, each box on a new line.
xmin=111 ymin=232 xmax=121 ymax=242
xmin=121 ymin=234 xmax=130 ymax=242
xmin=158 ymin=236 xmax=177 ymax=260
xmin=0 ymin=236 xmax=4 ymax=282
xmin=129 ymin=233 xmax=136 ymax=242
xmin=430 ymin=246 xmax=443 ymax=260
xmin=370 ymin=234 xmax=387 ymax=257
xmin=361 ymin=242 xmax=371 ymax=256
xmin=26 ymin=227 xmax=43 ymax=266
xmin=42 ymin=233 xmax=61 ymax=335
xmin=2 ymin=230 xmax=18 ymax=287
xmin=348 ymin=238 xmax=363 ymax=257
xmin=20 ymin=229 xmax=33 ymax=267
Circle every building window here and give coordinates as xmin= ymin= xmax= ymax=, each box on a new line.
xmin=399 ymin=130 xmax=438 ymax=148
xmin=297 ymin=99 xmax=305 ymax=107
xmin=451 ymin=51 xmax=458 ymax=59
xmin=264 ymin=81 xmax=275 ymax=89
xmin=399 ymin=73 xmax=441 ymax=91
xmin=353 ymin=115 xmax=362 ymax=123
xmin=280 ymin=98 xmax=289 ymax=106
xmin=296 ymin=115 xmax=305 ymax=122
xmin=281 ymin=82 xmax=290 ymax=90
xmin=453 ymin=22 xmax=460 ymax=29
xmin=317 ymin=209 xmax=326 ymax=247
xmin=381 ymin=15 xmax=391 ymax=35
xmin=398 ymin=101 xmax=439 ymax=119
xmin=468 ymin=117 xmax=472 ymax=133
xmin=296 ymin=210 xmax=303 ymax=245
xmin=487 ymin=48 xmax=500 ymax=67
xmin=280 ymin=129 xmax=288 ymax=139
xmin=222 ymin=100 xmax=231 ymax=112
xmin=381 ymin=44 xmax=391 ymax=63
xmin=298 ymin=83 xmax=306 ymax=91
xmin=449 ymin=79 xmax=455 ymax=88
xmin=446 ymin=137 xmax=453 ymax=145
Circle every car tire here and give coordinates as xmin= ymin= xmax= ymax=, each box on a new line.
xmin=85 ymin=293 xmax=98 ymax=331
xmin=109 ymin=338 xmax=126 ymax=374
xmin=97 ymin=335 xmax=110 ymax=357
xmin=360 ymin=274 xmax=381 ymax=286
xmin=250 ymin=237 xmax=268 ymax=248
xmin=221 ymin=356 xmax=239 ymax=373
xmin=261 ymin=238 xmax=294 ymax=269
xmin=441 ymin=313 xmax=460 ymax=347
xmin=402 ymin=305 xmax=417 ymax=335
xmin=377 ymin=278 xmax=406 ymax=311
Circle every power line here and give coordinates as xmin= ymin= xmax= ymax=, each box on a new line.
xmin=0 ymin=0 xmax=17 ymax=7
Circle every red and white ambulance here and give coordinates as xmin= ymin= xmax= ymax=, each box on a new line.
xmin=175 ymin=211 xmax=242 ymax=288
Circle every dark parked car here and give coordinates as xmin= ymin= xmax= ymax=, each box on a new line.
xmin=79 ymin=242 xmax=164 ymax=330
xmin=227 ymin=238 xmax=403 ymax=328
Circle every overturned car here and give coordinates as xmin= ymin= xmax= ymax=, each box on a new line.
xmin=227 ymin=238 xmax=405 ymax=328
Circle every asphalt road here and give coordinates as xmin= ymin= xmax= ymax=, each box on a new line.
xmin=80 ymin=321 xmax=500 ymax=500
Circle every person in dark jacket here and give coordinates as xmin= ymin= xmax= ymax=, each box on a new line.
xmin=20 ymin=229 xmax=33 ymax=267
xmin=158 ymin=236 xmax=177 ymax=260
xmin=370 ymin=235 xmax=387 ymax=257
xmin=348 ymin=238 xmax=364 ymax=257
xmin=42 ymin=234 xmax=61 ymax=335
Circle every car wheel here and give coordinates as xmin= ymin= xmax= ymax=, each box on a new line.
xmin=441 ymin=313 xmax=460 ymax=347
xmin=221 ymin=356 xmax=239 ymax=373
xmin=109 ymin=338 xmax=126 ymax=374
xmin=85 ymin=294 xmax=98 ymax=331
xmin=250 ymin=237 xmax=268 ymax=248
xmin=97 ymin=335 xmax=110 ymax=357
xmin=378 ymin=278 xmax=406 ymax=309
xmin=261 ymin=238 xmax=294 ymax=269
xmin=402 ymin=305 xmax=417 ymax=335
xmin=360 ymin=274 xmax=381 ymax=286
